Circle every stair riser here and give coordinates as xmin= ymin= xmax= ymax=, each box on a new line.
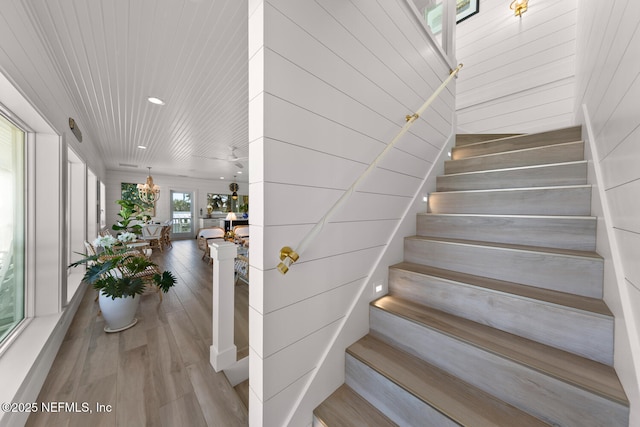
xmin=370 ymin=307 xmax=628 ymax=427
xmin=404 ymin=238 xmax=603 ymax=298
xmin=445 ymin=141 xmax=584 ymax=174
xmin=456 ymin=134 xmax=521 ymax=146
xmin=452 ymin=127 xmax=582 ymax=159
xmin=429 ymin=186 xmax=591 ymax=215
xmin=437 ymin=161 xmax=587 ymax=191
xmin=388 ymin=268 xmax=613 ymax=365
xmin=417 ymin=214 xmax=596 ymax=251
xmin=345 ymin=354 xmax=459 ymax=427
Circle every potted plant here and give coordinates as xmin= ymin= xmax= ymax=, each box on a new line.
xmin=112 ymin=199 xmax=150 ymax=235
xmin=239 ymin=202 xmax=249 ymax=218
xmin=70 ymin=233 xmax=176 ymax=332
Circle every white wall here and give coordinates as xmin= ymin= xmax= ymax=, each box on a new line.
xmin=575 ymin=0 xmax=640 ymax=423
xmin=104 ymin=170 xmax=247 ymax=235
xmin=249 ymin=0 xmax=455 ymax=425
xmin=455 ymin=0 xmax=577 ymax=133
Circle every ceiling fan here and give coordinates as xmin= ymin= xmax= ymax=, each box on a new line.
xmin=194 ymin=146 xmax=248 ymax=168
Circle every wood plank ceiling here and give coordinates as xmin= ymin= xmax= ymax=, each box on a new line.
xmin=24 ymin=0 xmax=248 ymax=181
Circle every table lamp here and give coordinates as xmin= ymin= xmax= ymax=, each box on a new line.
xmin=226 ymin=212 xmax=237 ymax=238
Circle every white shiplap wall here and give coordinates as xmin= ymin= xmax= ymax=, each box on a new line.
xmin=455 ymin=0 xmax=578 ymax=133
xmin=249 ymin=0 xmax=455 ymax=425
xmin=575 ymin=0 xmax=640 ymax=424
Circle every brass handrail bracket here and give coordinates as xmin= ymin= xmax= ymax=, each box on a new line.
xmin=277 ymin=246 xmax=299 ymax=274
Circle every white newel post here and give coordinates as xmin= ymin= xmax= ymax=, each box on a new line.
xmin=210 ymin=241 xmax=238 ymax=371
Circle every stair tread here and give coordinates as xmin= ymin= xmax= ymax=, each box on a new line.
xmin=441 ymin=160 xmax=587 ymax=178
xmin=406 ymin=235 xmax=602 ymax=260
xmin=348 ymin=335 xmax=550 ymax=427
xmin=372 ymin=295 xmax=627 ymax=405
xmin=390 ymin=262 xmax=612 ymax=317
xmin=456 ymin=133 xmax=522 ymax=146
xmin=417 ymin=212 xmax=596 ymax=220
xmin=447 ymin=140 xmax=583 ymax=162
xmin=314 ymin=384 xmax=397 ymax=427
xmin=452 ymin=126 xmax=582 ymax=159
xmin=455 ymin=126 xmax=580 ymax=149
xmin=433 ymin=183 xmax=591 ymax=194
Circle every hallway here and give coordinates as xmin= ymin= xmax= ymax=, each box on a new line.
xmin=26 ymin=240 xmax=248 ymax=427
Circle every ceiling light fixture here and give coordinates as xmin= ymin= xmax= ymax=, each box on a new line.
xmin=230 ymin=177 xmax=239 ymax=200
xmin=137 ymin=167 xmax=160 ymax=204
xmin=137 ymin=145 xmax=147 ymax=150
xmin=147 ymin=96 xmax=165 ymax=105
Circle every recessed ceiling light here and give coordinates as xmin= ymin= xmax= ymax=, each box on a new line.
xmin=237 ymin=171 xmax=242 ymax=174
xmin=220 ymin=176 xmax=225 ymax=179
xmin=147 ymin=96 xmax=165 ymax=105
xmin=137 ymin=145 xmax=147 ymax=150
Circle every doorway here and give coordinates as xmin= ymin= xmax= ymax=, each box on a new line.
xmin=170 ymin=191 xmax=193 ymax=239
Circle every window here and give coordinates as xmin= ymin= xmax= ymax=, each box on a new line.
xmin=0 ymin=113 xmax=25 ymax=344
xmin=206 ymin=193 xmax=230 ymax=213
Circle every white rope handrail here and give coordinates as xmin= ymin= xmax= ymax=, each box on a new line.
xmin=277 ymin=63 xmax=463 ymax=274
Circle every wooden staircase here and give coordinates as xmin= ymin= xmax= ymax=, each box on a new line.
xmin=314 ymin=127 xmax=630 ymax=427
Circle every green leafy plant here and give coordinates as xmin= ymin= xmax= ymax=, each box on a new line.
xmin=112 ymin=199 xmax=146 ymax=235
xmin=70 ymin=232 xmax=176 ymax=300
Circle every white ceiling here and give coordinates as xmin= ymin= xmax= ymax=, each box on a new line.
xmin=25 ymin=0 xmax=248 ymax=181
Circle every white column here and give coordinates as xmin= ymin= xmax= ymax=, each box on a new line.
xmin=210 ymin=241 xmax=238 ymax=371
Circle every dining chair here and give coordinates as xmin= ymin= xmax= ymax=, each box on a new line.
xmin=140 ymin=224 xmax=163 ymax=252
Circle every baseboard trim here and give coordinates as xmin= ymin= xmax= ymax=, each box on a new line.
xmin=581 ymin=104 xmax=640 ymax=411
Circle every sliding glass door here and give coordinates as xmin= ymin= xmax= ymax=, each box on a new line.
xmin=171 ymin=191 xmax=193 ymax=239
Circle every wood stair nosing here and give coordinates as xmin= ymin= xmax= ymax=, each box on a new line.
xmin=370 ymin=296 xmax=628 ymax=407
xmin=313 ymin=384 xmax=397 ymax=427
xmin=444 ymin=141 xmax=584 ymax=175
xmin=416 ymin=212 xmax=597 ymax=251
xmin=403 ymin=235 xmax=604 ymax=298
xmin=428 ymin=184 xmax=592 ymax=216
xmin=436 ymin=160 xmax=588 ymax=191
xmin=388 ymin=262 xmax=614 ymax=365
xmin=346 ymin=335 xmax=550 ymax=427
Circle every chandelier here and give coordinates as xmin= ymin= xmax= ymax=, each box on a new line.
xmin=137 ymin=167 xmax=160 ymax=204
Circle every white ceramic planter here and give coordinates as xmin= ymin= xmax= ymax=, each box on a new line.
xmin=98 ymin=292 xmax=140 ymax=332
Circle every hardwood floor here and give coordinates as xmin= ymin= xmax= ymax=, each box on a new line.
xmin=26 ymin=239 xmax=248 ymax=427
